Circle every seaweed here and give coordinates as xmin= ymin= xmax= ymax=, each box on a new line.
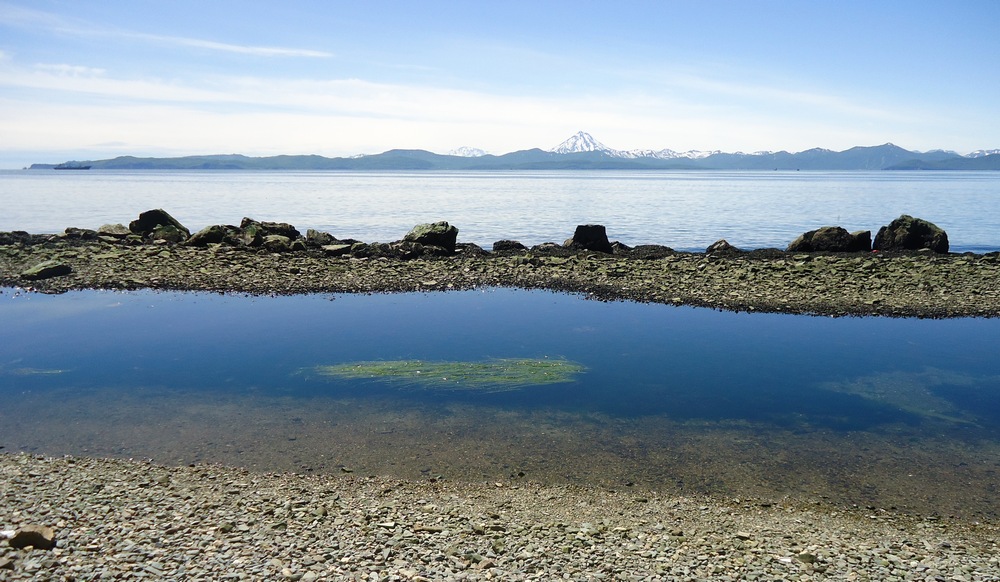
xmin=308 ymin=358 xmax=585 ymax=393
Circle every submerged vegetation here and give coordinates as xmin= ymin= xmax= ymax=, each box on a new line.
xmin=309 ymin=358 xmax=585 ymax=393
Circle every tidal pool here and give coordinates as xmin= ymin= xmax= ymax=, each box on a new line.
xmin=1 ymin=287 xmax=999 ymax=518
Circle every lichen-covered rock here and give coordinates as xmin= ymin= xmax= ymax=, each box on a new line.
xmin=566 ymin=224 xmax=613 ymax=254
xmin=403 ymin=221 xmax=458 ymax=252
xmin=262 ymin=235 xmax=291 ymax=253
xmin=21 ymin=260 xmax=72 ymax=280
xmin=129 ymin=209 xmax=190 ymax=239
xmin=874 ymin=215 xmax=949 ymax=253
xmin=786 ymin=226 xmax=871 ymax=252
xmin=151 ymin=224 xmax=188 ymax=243
xmin=240 ymin=218 xmax=301 ymax=241
xmin=306 ymin=229 xmax=337 ymax=246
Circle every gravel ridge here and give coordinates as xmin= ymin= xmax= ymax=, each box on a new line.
xmin=2 ymin=453 xmax=998 ymax=581
xmin=3 ymin=237 xmax=1000 ymax=317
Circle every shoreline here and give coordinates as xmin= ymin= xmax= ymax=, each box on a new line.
xmin=3 ymin=232 xmax=1000 ymax=318
xmin=2 ymin=452 xmax=998 ymax=579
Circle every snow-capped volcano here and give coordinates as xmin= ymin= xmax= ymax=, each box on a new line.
xmin=550 ymin=131 xmax=616 ymax=155
xmin=550 ymin=131 xmax=715 ymax=160
xmin=448 ymin=146 xmax=488 ymax=157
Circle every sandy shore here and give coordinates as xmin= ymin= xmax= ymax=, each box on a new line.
xmin=2 ymin=453 xmax=998 ymax=580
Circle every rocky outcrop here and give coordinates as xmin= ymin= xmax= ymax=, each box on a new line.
xmin=873 ymin=215 xmax=949 ymax=253
xmin=566 ymin=224 xmax=613 ymax=254
xmin=786 ymin=227 xmax=871 ymax=252
xmin=403 ymin=221 xmax=458 ymax=253
xmin=129 ymin=209 xmax=191 ymax=240
xmin=492 ymin=240 xmax=527 ymax=253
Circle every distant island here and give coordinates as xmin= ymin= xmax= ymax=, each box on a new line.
xmin=29 ymin=131 xmax=1000 ymax=171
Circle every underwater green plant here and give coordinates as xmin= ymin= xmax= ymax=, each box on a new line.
xmin=309 ymin=358 xmax=585 ymax=393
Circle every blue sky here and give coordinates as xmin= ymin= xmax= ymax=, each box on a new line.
xmin=1 ymin=0 xmax=998 ymax=168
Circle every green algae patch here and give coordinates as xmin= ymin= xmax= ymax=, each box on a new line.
xmin=310 ymin=358 xmax=585 ymax=393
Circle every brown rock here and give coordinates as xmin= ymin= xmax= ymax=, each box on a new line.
xmin=8 ymin=525 xmax=56 ymax=550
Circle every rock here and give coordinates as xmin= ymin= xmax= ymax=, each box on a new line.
xmin=566 ymin=224 xmax=613 ymax=254
xmin=306 ymin=229 xmax=336 ymax=246
xmin=492 ymin=240 xmax=527 ymax=253
xmin=786 ymin=226 xmax=871 ymax=252
xmin=322 ymin=244 xmax=352 ymax=257
xmin=21 ymin=260 xmax=72 ymax=280
xmin=874 ymin=215 xmax=949 ymax=253
xmin=403 ymin=221 xmax=458 ymax=253
xmin=129 ymin=209 xmax=191 ymax=239
xmin=187 ymin=224 xmax=238 ymax=246
xmin=240 ymin=218 xmax=301 ymax=247
xmin=706 ymin=239 xmax=741 ymax=254
xmin=8 ymin=525 xmax=56 ymax=550
xmin=611 ymin=241 xmax=631 ymax=253
xmin=263 ymin=235 xmax=292 ymax=253
xmin=629 ymin=244 xmax=675 ymax=259
xmin=97 ymin=223 xmax=131 ymax=238
xmin=61 ymin=227 xmax=98 ymax=240
xmin=152 ymin=224 xmax=188 ymax=243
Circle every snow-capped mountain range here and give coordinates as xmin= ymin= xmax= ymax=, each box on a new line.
xmin=447 ymin=130 xmax=992 ymax=160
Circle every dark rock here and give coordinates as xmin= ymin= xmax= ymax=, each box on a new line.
xmin=786 ymin=226 xmax=871 ymax=252
xmin=567 ymin=224 xmax=613 ymax=253
xmin=306 ymin=229 xmax=337 ymax=246
xmin=706 ymin=239 xmax=741 ymax=254
xmin=874 ymin=215 xmax=949 ymax=253
xmin=8 ymin=525 xmax=56 ymax=550
xmin=456 ymin=242 xmax=487 ymax=256
xmin=290 ymin=239 xmax=307 ymax=252
xmin=129 ymin=209 xmax=190 ymax=239
xmin=21 ymin=260 xmax=72 ymax=280
xmin=403 ymin=221 xmax=458 ymax=252
xmin=97 ymin=223 xmax=131 ymax=238
xmin=187 ymin=224 xmax=239 ymax=246
xmin=492 ymin=240 xmax=527 ymax=253
xmin=0 ymin=231 xmax=34 ymax=246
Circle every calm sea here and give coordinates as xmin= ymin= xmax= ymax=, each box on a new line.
xmin=2 ymin=169 xmax=999 ymax=252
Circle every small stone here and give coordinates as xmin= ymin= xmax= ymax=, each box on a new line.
xmin=21 ymin=260 xmax=72 ymax=280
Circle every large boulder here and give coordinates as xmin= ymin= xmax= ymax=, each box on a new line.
xmin=873 ymin=215 xmax=949 ymax=253
xmin=186 ymin=224 xmax=240 ymax=246
xmin=239 ymin=218 xmax=301 ymax=247
xmin=128 ymin=209 xmax=190 ymax=239
xmin=786 ymin=226 xmax=871 ymax=252
xmin=491 ymin=240 xmax=527 ymax=253
xmin=566 ymin=224 xmax=613 ymax=254
xmin=403 ymin=221 xmax=458 ymax=252
xmin=706 ymin=239 xmax=741 ymax=254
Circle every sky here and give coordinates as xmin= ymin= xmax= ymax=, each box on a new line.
xmin=1 ymin=0 xmax=998 ymax=168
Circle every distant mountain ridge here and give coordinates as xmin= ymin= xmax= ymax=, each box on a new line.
xmin=30 ymin=131 xmax=1000 ymax=171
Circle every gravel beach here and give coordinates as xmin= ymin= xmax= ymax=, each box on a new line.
xmin=2 ymin=453 xmax=999 ymax=580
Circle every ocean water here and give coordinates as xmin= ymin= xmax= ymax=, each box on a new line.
xmin=2 ymin=169 xmax=1000 ymax=252
xmin=2 ymin=288 xmax=1000 ymax=516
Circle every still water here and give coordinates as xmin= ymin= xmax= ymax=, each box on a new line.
xmin=2 ymin=288 xmax=999 ymax=517
xmin=2 ymin=170 xmax=1000 ymax=252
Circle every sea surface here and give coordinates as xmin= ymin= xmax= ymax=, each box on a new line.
xmin=2 ymin=169 xmax=999 ymax=252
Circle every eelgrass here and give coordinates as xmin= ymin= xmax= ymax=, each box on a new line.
xmin=310 ymin=358 xmax=585 ymax=393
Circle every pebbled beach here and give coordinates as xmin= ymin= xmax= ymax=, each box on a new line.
xmin=2 ymin=453 xmax=999 ymax=580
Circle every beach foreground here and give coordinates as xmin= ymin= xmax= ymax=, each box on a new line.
xmin=1 ymin=453 xmax=997 ymax=580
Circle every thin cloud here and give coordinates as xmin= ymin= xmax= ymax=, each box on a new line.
xmin=125 ymin=32 xmax=333 ymax=58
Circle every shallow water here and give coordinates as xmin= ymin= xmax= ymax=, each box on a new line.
xmin=2 ymin=169 xmax=1000 ymax=252
xmin=2 ymin=287 xmax=999 ymax=517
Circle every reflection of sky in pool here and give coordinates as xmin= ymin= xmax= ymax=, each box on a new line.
xmin=3 ymin=287 xmax=999 ymax=429
xmin=3 ymin=287 xmax=1000 ymax=516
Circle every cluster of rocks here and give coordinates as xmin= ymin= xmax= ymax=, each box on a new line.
xmin=783 ymin=215 xmax=950 ymax=254
xmin=2 ymin=453 xmax=997 ymax=580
